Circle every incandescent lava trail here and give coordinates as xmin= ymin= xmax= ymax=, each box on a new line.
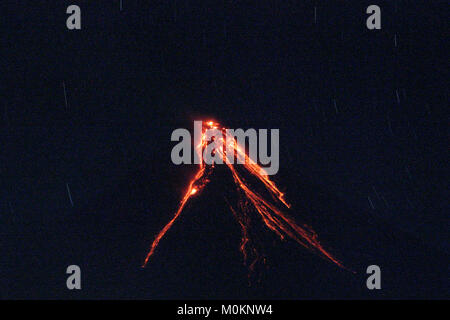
xmin=142 ymin=123 xmax=212 ymax=267
xmin=142 ymin=120 xmax=347 ymax=271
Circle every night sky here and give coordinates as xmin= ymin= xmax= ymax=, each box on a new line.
xmin=2 ymin=1 xmax=448 ymax=299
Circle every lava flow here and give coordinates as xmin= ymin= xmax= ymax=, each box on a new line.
xmin=142 ymin=120 xmax=347 ymax=272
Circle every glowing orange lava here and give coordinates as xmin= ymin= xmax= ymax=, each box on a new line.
xmin=142 ymin=120 xmax=348 ymax=272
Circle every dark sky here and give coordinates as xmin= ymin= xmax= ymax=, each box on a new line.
xmin=2 ymin=1 xmax=448 ymax=299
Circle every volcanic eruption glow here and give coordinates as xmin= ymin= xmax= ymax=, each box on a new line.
xmin=142 ymin=120 xmax=347 ymax=272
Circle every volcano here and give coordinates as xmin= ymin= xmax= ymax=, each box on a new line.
xmin=142 ymin=120 xmax=348 ymax=273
